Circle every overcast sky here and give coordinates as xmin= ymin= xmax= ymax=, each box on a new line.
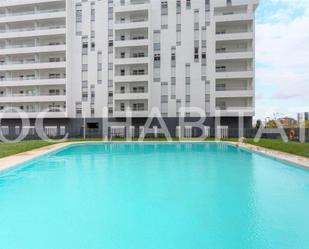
xmin=255 ymin=0 xmax=309 ymax=120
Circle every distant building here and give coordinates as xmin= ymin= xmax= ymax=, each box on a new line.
xmin=278 ymin=117 xmax=297 ymax=128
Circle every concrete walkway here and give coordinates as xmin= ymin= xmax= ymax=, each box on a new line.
xmin=0 ymin=143 xmax=72 ymax=172
xmin=234 ymin=142 xmax=309 ymax=169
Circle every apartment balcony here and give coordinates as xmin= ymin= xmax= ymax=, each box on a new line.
xmin=0 ymin=77 xmax=65 ymax=87
xmin=216 ymin=31 xmax=253 ymax=41
xmin=114 ymin=36 xmax=149 ymax=48
xmin=114 ymin=91 xmax=149 ymax=100
xmin=114 ymin=1 xmax=150 ymax=13
xmin=216 ymin=90 xmax=254 ymax=98
xmin=0 ymin=44 xmax=66 ymax=55
xmin=113 ymin=110 xmax=148 ymax=118
xmin=215 ymin=13 xmax=254 ymax=23
xmin=215 ymin=20 xmax=253 ymax=41
xmin=114 ymin=74 xmax=148 ymax=83
xmin=0 ymin=0 xmax=65 ymax=8
xmin=114 ymin=98 xmax=148 ymax=117
xmin=215 ymin=96 xmax=254 ymax=116
xmin=0 ymin=26 xmax=66 ymax=39
xmin=0 ymin=94 xmax=66 ymax=103
xmin=114 ymin=20 xmax=149 ymax=30
xmin=114 ymin=56 xmax=149 ymax=65
xmin=0 ymin=109 xmax=67 ymax=119
xmin=216 ymin=60 xmax=254 ymax=79
xmin=216 ymin=70 xmax=254 ymax=79
xmin=0 ymin=10 xmax=66 ymax=23
xmin=216 ymin=51 xmax=253 ymax=60
xmin=0 ymin=61 xmax=66 ymax=71
xmin=215 ymin=107 xmax=254 ymax=117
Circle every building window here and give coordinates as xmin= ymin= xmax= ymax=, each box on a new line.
xmin=76 ymin=4 xmax=82 ymax=35
xmin=154 ymin=53 xmax=161 ymax=68
xmin=91 ymin=36 xmax=95 ymax=50
xmin=82 ymin=36 xmax=88 ymax=54
xmin=97 ymin=51 xmax=102 ymax=84
xmin=205 ymin=0 xmax=210 ymax=11
xmin=171 ymin=48 xmax=176 ymax=61
xmin=176 ymin=0 xmax=181 ymax=13
xmin=154 ymin=54 xmax=161 ymax=62
xmin=161 ymin=1 xmax=168 ymax=15
xmin=186 ymin=0 xmax=191 ymax=9
xmin=76 ymin=102 xmax=82 ymax=116
xmin=91 ymin=2 xmax=95 ymax=21
xmin=185 ymin=64 xmax=191 ymax=77
xmin=194 ymin=47 xmax=199 ymax=61
xmin=161 ymin=14 xmax=168 ymax=29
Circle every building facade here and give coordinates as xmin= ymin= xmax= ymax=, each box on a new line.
xmin=0 ymin=0 xmax=259 ymax=136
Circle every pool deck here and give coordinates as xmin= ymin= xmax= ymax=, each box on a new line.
xmin=0 ymin=141 xmax=309 ymax=172
xmin=229 ymin=142 xmax=309 ymax=170
xmin=0 ymin=142 xmax=73 ymax=172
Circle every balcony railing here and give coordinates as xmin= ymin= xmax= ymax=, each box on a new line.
xmin=0 ymin=93 xmax=65 ymax=97
xmin=216 ymin=87 xmax=251 ymax=91
xmin=115 ymin=36 xmax=148 ymax=41
xmin=0 ymin=76 xmax=66 ymax=82
xmin=0 ymin=25 xmax=65 ymax=33
xmin=0 ymin=9 xmax=65 ymax=17
xmin=216 ymin=48 xmax=252 ymax=53
xmin=116 ymin=0 xmax=149 ymax=7
xmin=216 ymin=67 xmax=253 ymax=73
xmin=216 ymin=106 xmax=253 ymax=111
xmin=214 ymin=10 xmax=247 ymax=16
xmin=216 ymin=29 xmax=251 ymax=35
xmin=116 ymin=107 xmax=147 ymax=112
xmin=0 ymin=42 xmax=66 ymax=49
xmin=116 ymin=89 xmax=147 ymax=94
xmin=116 ymin=72 xmax=148 ymax=76
xmin=0 ymin=59 xmax=66 ymax=66
xmin=116 ymin=18 xmax=148 ymax=24
xmin=0 ymin=107 xmax=66 ymax=113
xmin=116 ymin=53 xmax=148 ymax=59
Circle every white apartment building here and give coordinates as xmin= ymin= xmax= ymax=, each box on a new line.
xmin=0 ymin=0 xmax=259 ymax=135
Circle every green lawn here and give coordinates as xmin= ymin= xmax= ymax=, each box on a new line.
xmin=244 ymin=139 xmax=309 ymax=158
xmin=0 ymin=140 xmax=55 ymax=159
xmin=0 ymin=138 xmax=308 ymax=159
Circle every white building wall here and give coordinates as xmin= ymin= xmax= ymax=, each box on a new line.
xmin=0 ymin=0 xmax=259 ymax=120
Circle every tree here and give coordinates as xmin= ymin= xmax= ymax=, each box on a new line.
xmin=265 ymin=120 xmax=277 ymax=128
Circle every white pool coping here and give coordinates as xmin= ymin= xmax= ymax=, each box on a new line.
xmin=0 ymin=142 xmax=74 ymax=172
xmin=232 ymin=142 xmax=309 ymax=169
xmin=0 ymin=141 xmax=309 ymax=172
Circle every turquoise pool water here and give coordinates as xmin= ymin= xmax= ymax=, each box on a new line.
xmin=0 ymin=143 xmax=309 ymax=249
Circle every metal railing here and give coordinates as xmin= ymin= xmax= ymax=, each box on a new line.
xmin=0 ymin=93 xmax=65 ymax=97
xmin=0 ymin=9 xmax=65 ymax=17
xmin=0 ymin=58 xmax=66 ymax=66
xmin=0 ymin=76 xmax=65 ymax=82
xmin=0 ymin=25 xmax=65 ymax=33
xmin=0 ymin=42 xmax=65 ymax=49
xmin=0 ymin=126 xmax=308 ymax=142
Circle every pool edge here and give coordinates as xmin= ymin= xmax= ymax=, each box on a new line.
xmin=0 ymin=142 xmax=73 ymax=172
xmin=1 ymin=141 xmax=308 ymax=172
xmin=225 ymin=141 xmax=309 ymax=170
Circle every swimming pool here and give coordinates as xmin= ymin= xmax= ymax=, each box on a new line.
xmin=0 ymin=142 xmax=309 ymax=249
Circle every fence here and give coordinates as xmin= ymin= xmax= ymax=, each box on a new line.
xmin=0 ymin=125 xmax=308 ymax=142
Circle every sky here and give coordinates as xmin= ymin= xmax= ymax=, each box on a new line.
xmin=255 ymin=0 xmax=309 ymax=120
